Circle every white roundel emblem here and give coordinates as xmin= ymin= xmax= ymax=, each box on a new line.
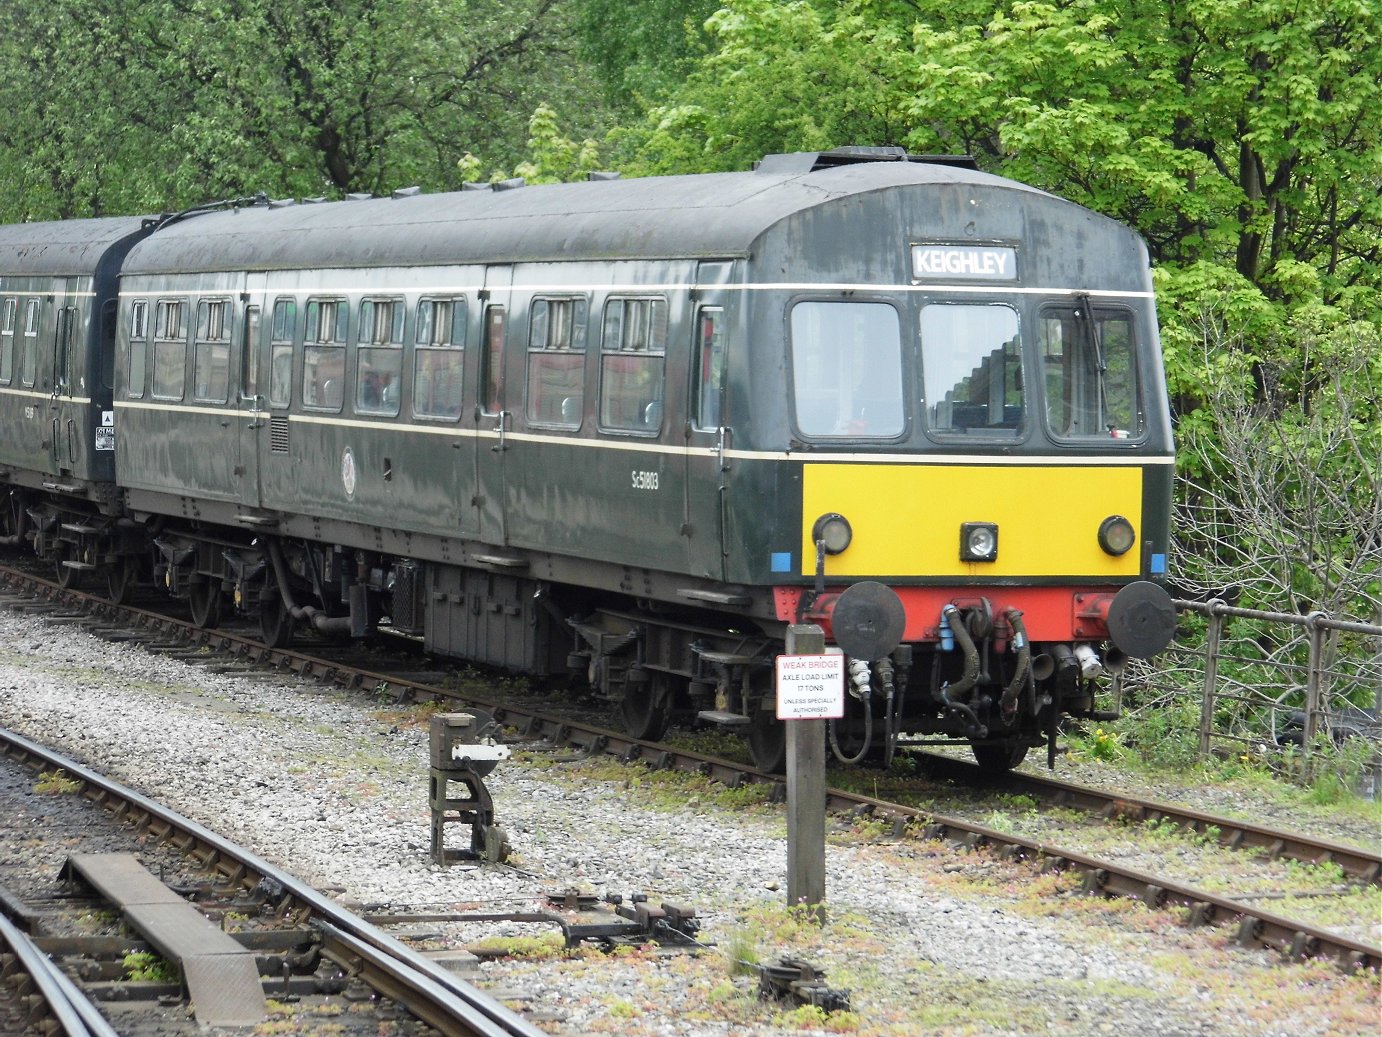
xmin=341 ymin=446 xmax=357 ymax=497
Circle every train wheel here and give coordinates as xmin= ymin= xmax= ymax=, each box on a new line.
xmin=104 ymin=557 xmax=138 ymax=605
xmin=259 ymin=588 xmax=294 ymax=648
xmin=970 ymin=739 xmax=1029 ymax=773
xmin=54 ymin=544 xmax=83 ymax=590
xmin=748 ymin=707 xmax=787 ymax=774
xmin=620 ymin=672 xmax=673 ymax=742
xmin=188 ymin=579 xmax=222 ymax=629
xmin=1 ymin=493 xmax=24 ymax=542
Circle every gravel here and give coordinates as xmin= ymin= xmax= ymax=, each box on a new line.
xmin=0 ymin=606 xmax=1377 ymax=1037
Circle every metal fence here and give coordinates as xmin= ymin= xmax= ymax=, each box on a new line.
xmin=1118 ymin=600 xmax=1382 ymax=797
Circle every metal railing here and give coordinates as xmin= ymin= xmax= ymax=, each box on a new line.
xmin=1119 ymin=600 xmax=1382 ymax=796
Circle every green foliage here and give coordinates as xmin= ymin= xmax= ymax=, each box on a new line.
xmin=0 ymin=0 xmax=610 ymax=217
xmin=122 ymin=951 xmax=177 ymax=983
xmin=572 ymin=0 xmax=720 ymax=108
xmin=33 ymin=770 xmax=81 ymax=795
xmin=1065 ymin=726 xmax=1126 ymax=763
xmin=616 ymin=0 xmax=1381 ymax=325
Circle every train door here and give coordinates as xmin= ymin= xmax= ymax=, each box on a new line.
xmin=472 ymin=265 xmax=512 ymax=544
xmin=682 ymin=261 xmax=734 ymax=579
xmin=49 ymin=277 xmax=80 ymax=475
xmin=236 ymin=274 xmax=267 ymax=509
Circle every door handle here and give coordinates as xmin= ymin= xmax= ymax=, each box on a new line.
xmin=491 ymin=410 xmax=510 ymax=452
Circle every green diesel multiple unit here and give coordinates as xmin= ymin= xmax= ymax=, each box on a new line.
xmin=0 ymin=148 xmax=1176 ymax=772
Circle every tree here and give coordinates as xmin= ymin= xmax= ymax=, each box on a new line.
xmin=618 ymin=0 xmax=1382 ymax=323
xmin=571 ymin=0 xmax=720 ymax=109
xmin=0 ymin=0 xmax=608 ymax=217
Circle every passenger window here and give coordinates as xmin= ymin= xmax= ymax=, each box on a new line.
xmin=151 ymin=300 xmax=187 ymax=400
xmin=920 ymin=304 xmax=1023 ymax=436
xmin=20 ymin=299 xmax=40 ymax=388
xmin=598 ymin=297 xmax=666 ymax=432
xmin=193 ymin=299 xmax=232 ymax=403
xmin=356 ymin=297 xmax=404 ymax=416
xmin=303 ymin=298 xmax=347 ymax=411
xmin=790 ymin=301 xmax=904 ymax=438
xmin=692 ymin=307 xmax=726 ymax=430
xmin=413 ymin=298 xmax=466 ymax=420
xmin=126 ymin=301 xmax=148 ymax=398
xmin=0 ymin=297 xmax=15 ymax=385
xmin=526 ymin=297 xmax=587 ymax=427
xmin=1039 ymin=303 xmax=1142 ymax=440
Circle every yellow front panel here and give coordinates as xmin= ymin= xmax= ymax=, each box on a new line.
xmin=802 ymin=463 xmax=1143 ymax=579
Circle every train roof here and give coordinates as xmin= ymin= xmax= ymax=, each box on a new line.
xmin=0 ymin=216 xmax=152 ymax=277
xmin=120 ymin=157 xmax=1072 ymax=275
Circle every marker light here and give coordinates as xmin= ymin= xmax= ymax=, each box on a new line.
xmin=1098 ymin=515 xmax=1136 ymax=556
xmin=960 ymin=521 xmax=998 ymax=562
xmin=812 ymin=513 xmax=853 ymax=555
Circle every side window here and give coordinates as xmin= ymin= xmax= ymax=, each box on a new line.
xmin=269 ymin=297 xmax=296 ymax=408
xmin=20 ymin=298 xmax=41 ymax=388
xmin=151 ymin=300 xmax=187 ymax=400
xmin=303 ymin=298 xmax=347 ymax=410
xmin=480 ymin=306 xmax=505 ymax=414
xmin=193 ymin=298 xmax=232 ymax=403
xmin=598 ymin=297 xmax=666 ymax=432
xmin=0 ymin=297 xmax=15 ymax=385
xmin=126 ymin=301 xmax=148 ymax=398
xmin=356 ymin=297 xmax=404 ymax=416
xmin=526 ymin=296 xmax=587 ymax=427
xmin=692 ymin=307 xmax=725 ymax=430
xmin=413 ymin=297 xmax=466 ymax=420
xmin=920 ymin=303 xmax=1022 ymax=436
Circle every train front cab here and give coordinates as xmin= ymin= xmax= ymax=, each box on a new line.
xmin=735 ymin=244 xmax=1176 ymax=772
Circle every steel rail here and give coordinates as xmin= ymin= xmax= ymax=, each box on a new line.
xmin=0 ymin=725 xmax=546 ymax=1037
xmin=2 ymin=564 xmax=1378 ymax=974
xmin=0 ymin=910 xmax=120 ymax=1037
xmin=912 ymin=752 xmax=1382 ymax=887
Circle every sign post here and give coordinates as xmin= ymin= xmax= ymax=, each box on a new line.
xmin=777 ymin=624 xmax=844 ymax=923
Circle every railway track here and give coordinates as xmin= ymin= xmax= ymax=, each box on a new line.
xmin=1 ymin=562 xmax=1378 ymax=977
xmin=0 ymin=723 xmax=547 ymax=1037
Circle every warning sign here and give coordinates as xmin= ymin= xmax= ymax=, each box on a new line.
xmin=775 ymin=653 xmax=845 ymax=720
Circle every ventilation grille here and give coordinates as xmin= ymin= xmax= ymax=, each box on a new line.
xmin=270 ymin=416 xmax=289 ymax=454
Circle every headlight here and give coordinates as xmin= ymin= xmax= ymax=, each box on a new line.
xmin=812 ymin=513 xmax=852 ymax=555
xmin=1098 ymin=515 xmax=1136 ymax=556
xmin=959 ymin=521 xmax=998 ymax=562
